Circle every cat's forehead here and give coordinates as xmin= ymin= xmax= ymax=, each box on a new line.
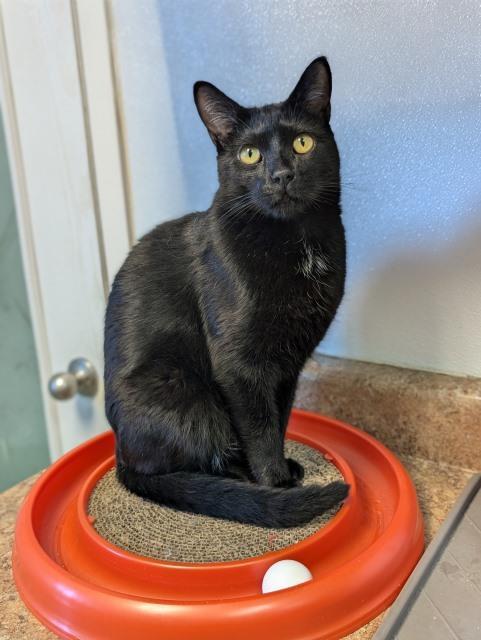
xmin=236 ymin=103 xmax=318 ymax=144
xmin=246 ymin=103 xmax=296 ymax=133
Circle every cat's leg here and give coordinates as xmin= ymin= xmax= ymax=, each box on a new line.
xmin=222 ymin=460 xmax=255 ymax=482
xmin=108 ymin=363 xmax=239 ymax=477
xmin=277 ymin=375 xmax=298 ymax=435
xmin=276 ymin=375 xmax=304 ymax=483
xmin=218 ymin=373 xmax=296 ymax=488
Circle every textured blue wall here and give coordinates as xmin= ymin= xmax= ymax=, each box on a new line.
xmin=115 ymin=1 xmax=481 ymax=376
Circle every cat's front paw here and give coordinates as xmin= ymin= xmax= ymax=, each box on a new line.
xmin=255 ymin=458 xmax=304 ymax=488
xmin=271 ymin=459 xmax=304 ymax=488
xmin=287 ymin=458 xmax=304 ymax=484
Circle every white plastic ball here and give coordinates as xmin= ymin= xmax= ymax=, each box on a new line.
xmin=261 ymin=559 xmax=313 ymax=594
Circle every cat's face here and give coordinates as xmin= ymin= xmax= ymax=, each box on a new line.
xmin=194 ymin=57 xmax=340 ymax=219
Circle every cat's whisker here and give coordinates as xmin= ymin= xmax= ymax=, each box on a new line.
xmin=340 ymin=172 xmax=369 ymax=193
xmin=221 ymin=196 xmax=252 ymax=220
xmin=221 ymin=193 xmax=252 ymax=211
xmin=311 ymin=194 xmax=339 ymax=208
xmin=218 ymin=195 xmax=256 ymax=233
xmin=220 ymin=203 xmax=248 ymax=221
xmin=318 ymin=187 xmax=341 ymax=195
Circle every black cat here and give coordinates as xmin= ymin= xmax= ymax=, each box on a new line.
xmin=104 ymin=57 xmax=349 ymax=527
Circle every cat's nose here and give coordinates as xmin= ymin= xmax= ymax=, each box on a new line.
xmin=271 ymin=169 xmax=294 ymax=188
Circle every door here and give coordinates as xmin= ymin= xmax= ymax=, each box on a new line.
xmin=0 ymin=2 xmax=131 ymax=459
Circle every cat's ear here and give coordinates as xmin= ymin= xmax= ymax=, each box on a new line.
xmin=194 ymin=81 xmax=245 ymax=149
xmin=287 ymin=57 xmax=332 ymax=121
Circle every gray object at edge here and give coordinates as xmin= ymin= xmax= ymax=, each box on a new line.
xmin=374 ymin=473 xmax=481 ymax=639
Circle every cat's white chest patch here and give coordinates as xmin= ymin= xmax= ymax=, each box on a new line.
xmin=297 ymin=242 xmax=329 ymax=279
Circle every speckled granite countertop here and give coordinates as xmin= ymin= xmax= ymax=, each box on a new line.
xmin=296 ymin=355 xmax=481 ymax=471
xmin=0 ymin=455 xmax=474 ymax=640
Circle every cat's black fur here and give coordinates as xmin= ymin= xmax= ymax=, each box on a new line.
xmin=104 ymin=57 xmax=349 ymax=527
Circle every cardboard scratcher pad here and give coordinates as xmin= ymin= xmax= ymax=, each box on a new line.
xmin=88 ymin=440 xmax=343 ymax=562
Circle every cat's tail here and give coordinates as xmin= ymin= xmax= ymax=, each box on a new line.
xmin=116 ymin=464 xmax=349 ymax=528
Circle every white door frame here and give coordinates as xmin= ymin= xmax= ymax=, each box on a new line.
xmin=0 ymin=0 xmax=132 ymax=458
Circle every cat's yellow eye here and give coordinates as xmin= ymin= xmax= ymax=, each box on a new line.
xmin=239 ymin=145 xmax=261 ymax=165
xmin=293 ymin=134 xmax=315 ymax=154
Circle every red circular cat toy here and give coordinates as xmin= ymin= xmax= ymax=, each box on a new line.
xmin=13 ymin=409 xmax=423 ymax=640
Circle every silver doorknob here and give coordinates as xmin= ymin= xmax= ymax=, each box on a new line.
xmin=48 ymin=358 xmax=99 ymax=400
